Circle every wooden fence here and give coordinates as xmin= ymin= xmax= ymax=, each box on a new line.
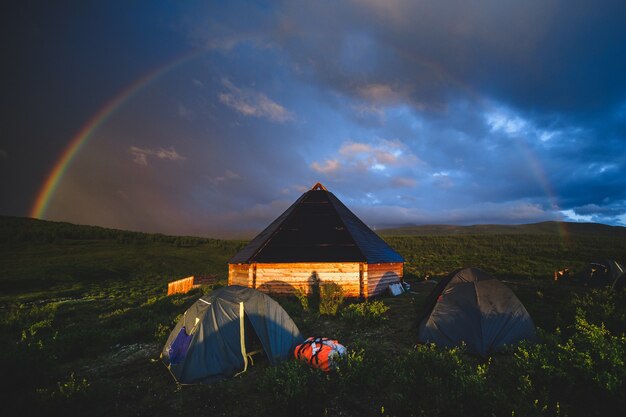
xmin=167 ymin=275 xmax=219 ymax=296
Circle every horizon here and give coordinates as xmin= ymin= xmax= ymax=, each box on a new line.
xmin=5 ymin=214 xmax=623 ymax=241
xmin=3 ymin=2 xmax=626 ymax=237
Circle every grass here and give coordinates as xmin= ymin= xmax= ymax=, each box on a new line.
xmin=1 ymin=216 xmax=625 ymax=416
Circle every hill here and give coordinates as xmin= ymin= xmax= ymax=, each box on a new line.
xmin=0 ymin=216 xmax=245 ymax=303
xmin=0 ymin=215 xmax=220 ymax=243
xmin=1 ymin=215 xmax=625 ymax=416
xmin=378 ymin=220 xmax=626 ymax=237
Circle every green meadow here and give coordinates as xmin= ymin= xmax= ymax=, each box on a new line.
xmin=1 ymin=216 xmax=624 ymax=416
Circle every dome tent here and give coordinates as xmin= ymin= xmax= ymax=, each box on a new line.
xmin=417 ymin=268 xmax=536 ymax=357
xmin=574 ymin=259 xmax=625 ymax=290
xmin=161 ymin=286 xmax=303 ymax=384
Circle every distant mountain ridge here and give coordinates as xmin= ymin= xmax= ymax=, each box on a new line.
xmin=2 ymin=216 xmax=626 ymax=241
xmin=378 ymin=221 xmax=626 ymax=237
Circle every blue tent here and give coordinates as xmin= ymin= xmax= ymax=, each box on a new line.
xmin=161 ymin=286 xmax=303 ymax=384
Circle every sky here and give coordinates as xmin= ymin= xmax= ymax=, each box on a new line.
xmin=2 ymin=0 xmax=626 ymax=238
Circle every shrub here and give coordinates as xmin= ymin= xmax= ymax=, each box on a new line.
xmin=260 ymin=360 xmax=308 ymax=404
xmin=294 ymin=287 xmax=310 ymax=312
xmin=275 ymin=297 xmax=302 ymax=318
xmin=378 ymin=344 xmax=505 ymax=417
xmin=572 ymin=289 xmax=626 ymax=334
xmin=56 ymin=372 xmax=90 ymax=399
xmin=333 ymin=344 xmax=383 ymax=402
xmin=318 ymin=283 xmax=344 ymax=315
xmin=258 ymin=360 xmax=329 ymax=414
xmin=341 ymin=300 xmax=389 ymax=324
xmin=33 ymin=372 xmax=91 ymax=415
xmin=154 ymin=313 xmax=183 ymax=343
xmin=154 ymin=323 xmax=172 ymax=343
xmin=196 ymin=282 xmax=224 ymax=295
xmin=510 ymin=314 xmax=626 ymax=416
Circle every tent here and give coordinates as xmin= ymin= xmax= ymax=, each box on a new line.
xmin=161 ymin=286 xmax=303 ymax=384
xmin=417 ymin=268 xmax=536 ymax=356
xmin=574 ymin=260 xmax=625 ymax=290
xmin=229 ymin=182 xmax=404 ymax=298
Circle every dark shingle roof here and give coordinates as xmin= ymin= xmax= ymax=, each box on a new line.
xmin=229 ymin=184 xmax=404 ymax=264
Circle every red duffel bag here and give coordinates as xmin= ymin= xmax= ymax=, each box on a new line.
xmin=294 ymin=337 xmax=347 ymax=372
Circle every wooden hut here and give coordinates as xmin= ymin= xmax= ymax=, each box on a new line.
xmin=228 ymin=183 xmax=404 ymax=298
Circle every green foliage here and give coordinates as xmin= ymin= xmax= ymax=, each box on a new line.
xmin=258 ymin=360 xmax=329 ymax=414
xmin=341 ymin=300 xmax=390 ymax=324
xmin=333 ymin=344 xmax=382 ymax=403
xmin=199 ymin=282 xmax=223 ymax=295
xmin=294 ymin=287 xmax=310 ymax=312
xmin=385 ymin=234 xmax=626 ymax=280
xmin=319 ymin=282 xmax=344 ymax=315
xmin=510 ymin=315 xmax=626 ymax=416
xmin=55 ymin=372 xmax=90 ymax=399
xmin=378 ymin=344 xmax=503 ymax=417
xmin=259 ymin=360 xmax=309 ymax=404
xmin=155 ymin=323 xmax=172 ymax=344
xmin=572 ymin=288 xmax=626 ymax=334
xmin=155 ymin=312 xmax=183 ymax=344
xmin=8 ymin=303 xmax=59 ymax=353
xmin=0 ymin=218 xmax=238 ymax=305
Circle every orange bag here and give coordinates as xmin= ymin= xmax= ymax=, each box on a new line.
xmin=294 ymin=337 xmax=346 ymax=372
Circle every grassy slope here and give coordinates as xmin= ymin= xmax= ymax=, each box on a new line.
xmin=0 ymin=216 xmax=245 ymax=302
xmin=1 ymin=216 xmax=625 ymax=416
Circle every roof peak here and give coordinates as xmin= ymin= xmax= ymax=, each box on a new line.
xmin=310 ymin=182 xmax=327 ymax=191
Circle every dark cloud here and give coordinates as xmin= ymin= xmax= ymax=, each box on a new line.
xmin=258 ymin=0 xmax=626 ymax=117
xmin=2 ymin=1 xmax=626 ymax=235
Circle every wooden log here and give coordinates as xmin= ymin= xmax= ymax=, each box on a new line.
xmin=167 ymin=276 xmax=195 ymax=296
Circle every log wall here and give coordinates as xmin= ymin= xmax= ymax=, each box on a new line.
xmin=228 ymin=262 xmax=404 ymax=298
xmin=365 ymin=262 xmax=403 ymax=298
xmin=228 ymin=262 xmax=403 ymax=298
xmin=229 ymin=264 xmax=251 ymax=287
xmin=254 ymin=262 xmax=362 ymax=297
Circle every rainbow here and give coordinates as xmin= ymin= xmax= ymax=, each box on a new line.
xmin=30 ymin=50 xmax=204 ymax=219
xmin=514 ymin=138 xmax=569 ymax=241
xmin=30 ymin=48 xmax=568 ymax=241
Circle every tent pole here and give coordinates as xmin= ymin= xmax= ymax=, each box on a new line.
xmin=234 ymin=302 xmax=249 ymax=376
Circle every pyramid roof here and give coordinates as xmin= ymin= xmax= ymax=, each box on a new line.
xmin=229 ymin=183 xmax=404 ymax=264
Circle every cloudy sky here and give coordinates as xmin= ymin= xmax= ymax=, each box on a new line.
xmin=2 ymin=1 xmax=626 ymax=237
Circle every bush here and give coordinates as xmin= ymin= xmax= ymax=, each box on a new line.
xmin=294 ymin=287 xmax=310 ymax=313
xmin=55 ymin=372 xmax=90 ymax=399
xmin=571 ymin=289 xmax=626 ymax=334
xmin=154 ymin=323 xmax=172 ymax=343
xmin=333 ymin=343 xmax=384 ymax=409
xmin=341 ymin=300 xmax=389 ymax=324
xmin=260 ymin=360 xmax=309 ymax=404
xmin=510 ymin=314 xmax=626 ymax=416
xmin=276 ymin=297 xmax=303 ymax=318
xmin=318 ymin=283 xmax=344 ymax=315
xmin=379 ymin=345 xmax=504 ymax=417
xmin=258 ymin=360 xmax=329 ymax=414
